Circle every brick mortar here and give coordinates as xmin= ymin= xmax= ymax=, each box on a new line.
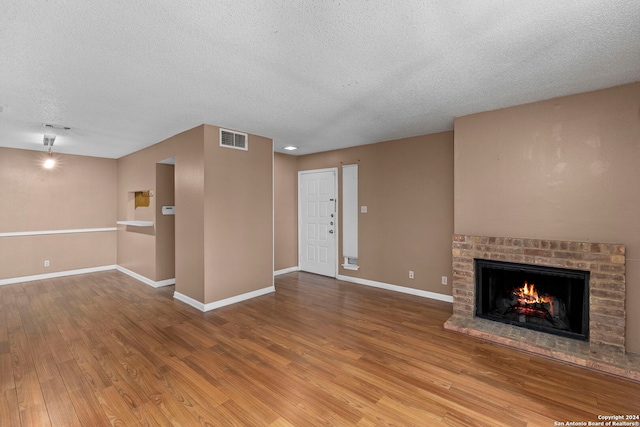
xmin=451 ymin=234 xmax=626 ymax=353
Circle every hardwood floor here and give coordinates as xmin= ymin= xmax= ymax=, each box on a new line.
xmin=1 ymin=270 xmax=638 ymax=426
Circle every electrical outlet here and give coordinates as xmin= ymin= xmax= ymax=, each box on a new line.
xmin=44 ymin=260 xmax=50 ymax=267
xmin=409 ymin=271 xmax=414 ymax=279
xmin=441 ymin=276 xmax=448 ymax=285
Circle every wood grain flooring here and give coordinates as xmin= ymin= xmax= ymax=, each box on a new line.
xmin=0 ymin=270 xmax=638 ymax=426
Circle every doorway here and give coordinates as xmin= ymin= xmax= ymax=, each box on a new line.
xmin=156 ymin=158 xmax=176 ymax=284
xmin=298 ymin=168 xmax=338 ymax=277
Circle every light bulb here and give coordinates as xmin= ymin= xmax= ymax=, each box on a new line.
xmin=44 ymin=157 xmax=55 ymax=169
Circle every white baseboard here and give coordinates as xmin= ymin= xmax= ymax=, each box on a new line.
xmin=155 ymin=278 xmax=176 ymax=287
xmin=274 ymin=266 xmax=300 ymax=276
xmin=174 ymin=285 xmax=276 ymax=312
xmin=173 ymin=291 xmax=206 ymax=311
xmin=0 ymin=265 xmax=118 ymax=286
xmin=116 ymin=266 xmax=175 ymax=288
xmin=337 ymin=274 xmax=454 ymax=303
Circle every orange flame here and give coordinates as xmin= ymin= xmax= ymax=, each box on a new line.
xmin=514 ymin=281 xmax=554 ymax=316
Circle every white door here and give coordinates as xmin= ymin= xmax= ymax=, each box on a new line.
xmin=299 ymin=169 xmax=337 ymax=277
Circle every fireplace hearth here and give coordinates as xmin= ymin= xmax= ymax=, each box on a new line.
xmin=475 ymin=259 xmax=589 ymax=341
xmin=444 ymin=234 xmax=640 ymax=382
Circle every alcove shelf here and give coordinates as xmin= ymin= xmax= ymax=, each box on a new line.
xmin=116 ymin=221 xmax=154 ymax=227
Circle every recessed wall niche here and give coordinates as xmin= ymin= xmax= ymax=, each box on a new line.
xmin=134 ymin=190 xmax=152 ymax=208
xmin=124 ymin=190 xmax=154 ymax=225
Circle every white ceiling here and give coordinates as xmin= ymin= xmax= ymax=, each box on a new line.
xmin=1 ymin=1 xmax=639 ymax=158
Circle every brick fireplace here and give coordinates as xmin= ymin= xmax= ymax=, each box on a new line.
xmin=444 ymin=234 xmax=640 ymax=382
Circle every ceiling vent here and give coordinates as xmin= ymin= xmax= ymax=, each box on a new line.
xmin=220 ymin=129 xmax=248 ymax=151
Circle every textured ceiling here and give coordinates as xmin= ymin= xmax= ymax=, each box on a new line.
xmin=1 ymin=1 xmax=639 ymax=158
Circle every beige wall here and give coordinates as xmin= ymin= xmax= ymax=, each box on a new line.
xmin=173 ymin=128 xmax=206 ymax=302
xmin=203 ymin=125 xmax=274 ymax=303
xmin=274 ymin=153 xmax=298 ymax=271
xmin=117 ymin=124 xmax=273 ymax=305
xmin=454 ymin=82 xmax=640 ymax=353
xmin=117 ymin=126 xmax=205 ymax=300
xmin=155 ymin=164 xmax=175 ymax=281
xmin=0 ymin=147 xmax=117 ymax=279
xmin=296 ymin=132 xmax=454 ymax=295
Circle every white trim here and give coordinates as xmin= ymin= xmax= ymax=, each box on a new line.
xmin=155 ymin=278 xmax=176 ymax=287
xmin=337 ymin=274 xmax=454 ymax=303
xmin=274 ymin=266 xmax=299 ymax=276
xmin=174 ymin=286 xmax=276 ymax=312
xmin=116 ymin=266 xmax=155 ymax=287
xmin=116 ymin=266 xmax=175 ymax=288
xmin=298 ymin=167 xmax=339 ymax=278
xmin=116 ymin=221 xmax=154 ymax=227
xmin=0 ymin=265 xmax=117 ymax=286
xmin=342 ymin=164 xmax=358 ymax=259
xmin=0 ymin=227 xmax=117 ymax=238
xmin=173 ymin=291 xmax=206 ymax=311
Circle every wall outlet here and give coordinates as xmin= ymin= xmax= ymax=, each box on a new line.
xmin=441 ymin=276 xmax=448 ymax=285
xmin=409 ymin=270 xmax=414 ymax=279
xmin=44 ymin=260 xmax=50 ymax=267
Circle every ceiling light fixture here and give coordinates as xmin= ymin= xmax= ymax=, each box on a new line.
xmin=283 ymin=146 xmax=298 ymax=151
xmin=44 ymin=154 xmax=55 ymax=169
xmin=43 ymin=133 xmax=56 ymax=169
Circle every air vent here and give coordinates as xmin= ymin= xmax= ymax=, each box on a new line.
xmin=43 ymin=134 xmax=56 ymax=147
xmin=220 ymin=129 xmax=248 ymax=151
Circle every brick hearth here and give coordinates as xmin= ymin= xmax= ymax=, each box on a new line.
xmin=444 ymin=234 xmax=640 ymax=382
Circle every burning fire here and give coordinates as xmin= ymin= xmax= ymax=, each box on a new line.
xmin=513 ymin=281 xmax=554 ymax=316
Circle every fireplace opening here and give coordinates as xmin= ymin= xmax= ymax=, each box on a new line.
xmin=475 ymin=259 xmax=590 ymax=341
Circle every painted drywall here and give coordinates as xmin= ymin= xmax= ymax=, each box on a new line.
xmin=117 ymin=126 xmax=205 ymax=301
xmin=117 ymin=146 xmax=159 ymax=282
xmin=0 ymin=147 xmax=117 ymax=279
xmin=274 ymin=152 xmax=298 ymax=271
xmin=296 ymin=131 xmax=454 ymax=295
xmin=454 ymin=82 xmax=640 ymax=354
xmin=117 ymin=124 xmax=273 ymax=306
xmin=155 ymin=163 xmax=175 ymax=281
xmin=203 ymin=125 xmax=274 ymax=303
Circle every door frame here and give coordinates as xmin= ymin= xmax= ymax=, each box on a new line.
xmin=298 ymin=167 xmax=339 ymax=278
